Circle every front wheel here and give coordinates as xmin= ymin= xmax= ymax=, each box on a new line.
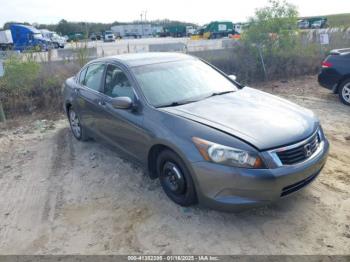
xmin=339 ymin=80 xmax=350 ymax=106
xmin=157 ymin=150 xmax=198 ymax=206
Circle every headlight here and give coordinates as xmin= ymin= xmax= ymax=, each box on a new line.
xmin=192 ymin=137 xmax=265 ymax=169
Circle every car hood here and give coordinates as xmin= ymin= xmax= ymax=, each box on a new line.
xmin=161 ymin=87 xmax=319 ymax=150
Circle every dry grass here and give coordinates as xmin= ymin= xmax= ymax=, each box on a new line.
xmin=1 ymin=60 xmax=79 ymax=119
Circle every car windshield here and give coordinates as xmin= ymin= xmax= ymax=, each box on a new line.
xmin=132 ymin=59 xmax=238 ymax=107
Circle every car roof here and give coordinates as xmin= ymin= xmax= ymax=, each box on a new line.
xmin=93 ymin=52 xmax=195 ymax=68
xmin=330 ymin=48 xmax=350 ymax=56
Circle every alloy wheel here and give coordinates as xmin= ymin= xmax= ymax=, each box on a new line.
xmin=69 ymin=110 xmax=81 ymax=138
xmin=342 ymin=83 xmax=350 ymax=103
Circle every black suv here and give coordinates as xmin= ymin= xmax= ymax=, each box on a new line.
xmin=318 ymin=48 xmax=350 ymax=106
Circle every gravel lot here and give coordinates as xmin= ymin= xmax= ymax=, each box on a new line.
xmin=0 ymin=75 xmax=349 ymax=255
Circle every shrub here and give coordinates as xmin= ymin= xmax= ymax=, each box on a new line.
xmin=0 ymin=56 xmax=79 ymax=119
xmin=73 ymin=41 xmax=91 ymax=67
xmin=0 ymin=56 xmax=41 ymax=95
xmin=229 ymin=0 xmax=326 ymax=82
xmin=243 ymin=0 xmax=299 ymax=53
xmin=0 ymin=56 xmax=41 ymax=118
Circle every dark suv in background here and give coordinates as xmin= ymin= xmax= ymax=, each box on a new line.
xmin=318 ymin=48 xmax=350 ymax=106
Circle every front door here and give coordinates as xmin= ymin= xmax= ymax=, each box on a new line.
xmin=96 ymin=63 xmax=148 ymax=161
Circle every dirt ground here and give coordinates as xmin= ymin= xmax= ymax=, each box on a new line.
xmin=0 ymin=75 xmax=349 ymax=255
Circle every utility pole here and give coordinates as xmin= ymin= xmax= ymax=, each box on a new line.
xmin=140 ymin=13 xmax=144 ymax=38
xmin=256 ymin=44 xmax=268 ymax=81
xmin=144 ymin=10 xmax=147 ymax=37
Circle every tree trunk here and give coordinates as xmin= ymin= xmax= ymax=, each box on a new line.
xmin=0 ymin=102 xmax=6 ymax=122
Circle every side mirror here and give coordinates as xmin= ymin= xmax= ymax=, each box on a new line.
xmin=111 ymin=96 xmax=133 ymax=109
xmin=229 ymin=75 xmax=237 ymax=81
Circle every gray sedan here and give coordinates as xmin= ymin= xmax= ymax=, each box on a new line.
xmin=63 ymin=52 xmax=329 ymax=211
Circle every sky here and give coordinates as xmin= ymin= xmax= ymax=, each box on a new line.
xmin=1 ymin=0 xmax=350 ymax=27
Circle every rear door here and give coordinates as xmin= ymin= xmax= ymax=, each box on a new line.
xmin=74 ymin=63 xmax=106 ymax=134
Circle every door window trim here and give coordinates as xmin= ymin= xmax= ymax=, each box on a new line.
xmin=101 ymin=63 xmax=139 ymax=101
xmin=75 ymin=61 xmax=141 ymax=104
xmin=78 ymin=67 xmax=88 ymax=85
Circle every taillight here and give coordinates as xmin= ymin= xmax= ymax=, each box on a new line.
xmin=322 ymin=61 xmax=333 ymax=68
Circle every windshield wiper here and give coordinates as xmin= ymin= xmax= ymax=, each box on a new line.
xmin=209 ymin=90 xmax=235 ymax=97
xmin=156 ymin=91 xmax=235 ymax=108
xmin=156 ymin=99 xmax=198 ymax=108
xmin=203 ymin=90 xmax=235 ymax=100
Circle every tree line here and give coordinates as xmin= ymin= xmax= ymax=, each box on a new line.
xmin=1 ymin=19 xmax=197 ymax=36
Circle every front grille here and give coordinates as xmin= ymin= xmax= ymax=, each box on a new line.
xmin=277 ymin=132 xmax=320 ymax=165
xmin=281 ymin=170 xmax=321 ymax=197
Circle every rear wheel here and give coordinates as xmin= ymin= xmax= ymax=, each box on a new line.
xmin=68 ymin=108 xmax=89 ymax=141
xmin=339 ymin=80 xmax=350 ymax=106
xmin=157 ymin=150 xmax=197 ymax=206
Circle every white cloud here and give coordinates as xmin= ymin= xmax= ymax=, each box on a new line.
xmin=0 ymin=0 xmax=349 ymax=27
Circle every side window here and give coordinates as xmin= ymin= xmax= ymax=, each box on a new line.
xmin=78 ymin=67 xmax=87 ymax=85
xmin=104 ymin=64 xmax=134 ymax=99
xmin=84 ymin=63 xmax=105 ymax=92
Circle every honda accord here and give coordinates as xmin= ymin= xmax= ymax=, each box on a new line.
xmin=63 ymin=53 xmax=329 ymax=211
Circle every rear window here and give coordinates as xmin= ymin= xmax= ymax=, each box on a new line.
xmin=84 ymin=64 xmax=105 ymax=92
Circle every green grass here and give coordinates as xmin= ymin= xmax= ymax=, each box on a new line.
xmin=301 ymin=13 xmax=350 ymax=28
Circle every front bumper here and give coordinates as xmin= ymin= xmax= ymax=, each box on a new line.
xmin=190 ymin=138 xmax=329 ymax=212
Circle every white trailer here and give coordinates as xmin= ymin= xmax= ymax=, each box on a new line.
xmin=0 ymin=30 xmax=13 ymax=50
xmin=111 ymin=24 xmax=153 ymax=38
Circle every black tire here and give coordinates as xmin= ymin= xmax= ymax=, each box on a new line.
xmin=339 ymin=79 xmax=350 ymax=106
xmin=157 ymin=150 xmax=198 ymax=206
xmin=68 ymin=107 xmax=89 ymax=141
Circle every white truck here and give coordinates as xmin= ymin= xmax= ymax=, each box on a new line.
xmin=186 ymin=26 xmax=196 ymax=36
xmin=0 ymin=30 xmax=14 ymax=51
xmin=40 ymin=29 xmax=66 ymax=48
xmin=104 ymin=31 xmax=115 ymax=42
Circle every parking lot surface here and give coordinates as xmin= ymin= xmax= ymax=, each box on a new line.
xmin=0 ymin=76 xmax=349 ymax=255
